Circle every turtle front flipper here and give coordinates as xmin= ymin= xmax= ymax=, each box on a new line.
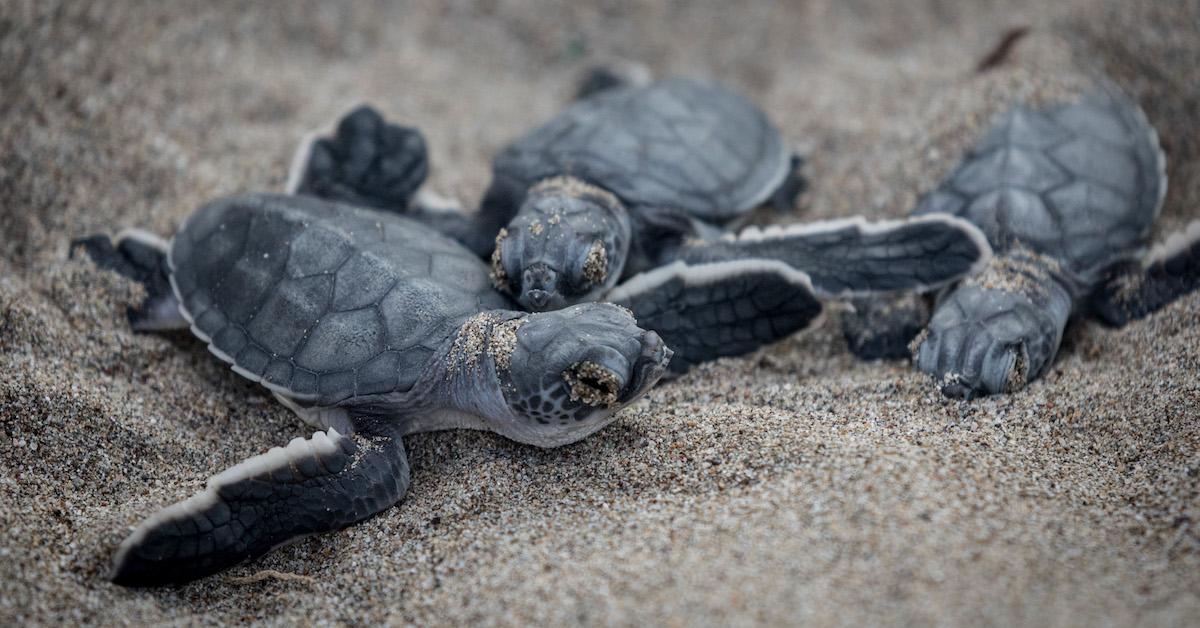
xmin=769 ymin=154 xmax=808 ymax=214
xmin=288 ymin=105 xmax=429 ymax=212
xmin=606 ymin=260 xmax=822 ymax=374
xmin=71 ymin=229 xmax=186 ymax=332
xmin=289 ymin=106 xmax=517 ymax=258
xmin=677 ymin=214 xmax=991 ymax=298
xmin=1090 ymin=221 xmax=1200 ymax=326
xmin=110 ymin=418 xmax=410 ymax=586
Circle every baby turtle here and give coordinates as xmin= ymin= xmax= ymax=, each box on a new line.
xmin=290 ymin=78 xmax=992 ymax=372
xmin=844 ymin=88 xmax=1200 ymax=398
xmin=74 ymin=193 xmax=672 ymax=585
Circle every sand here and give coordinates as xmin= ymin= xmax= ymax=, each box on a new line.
xmin=2 ymin=0 xmax=1198 ymax=625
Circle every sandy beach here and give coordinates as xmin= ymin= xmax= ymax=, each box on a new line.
xmin=2 ymin=0 xmax=1198 ymax=625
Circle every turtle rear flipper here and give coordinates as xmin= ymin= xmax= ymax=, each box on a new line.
xmin=769 ymin=154 xmax=808 ymax=214
xmin=573 ymin=62 xmax=654 ymax=101
xmin=607 ymin=260 xmax=822 ymax=374
xmin=291 ymin=106 xmax=516 ymax=258
xmin=71 ymin=229 xmax=185 ymax=331
xmin=111 ymin=419 xmax=410 ymax=586
xmin=678 ymin=214 xmax=991 ymax=298
xmin=288 ymin=105 xmax=429 ymax=212
xmin=1091 ymin=221 xmax=1200 ymax=326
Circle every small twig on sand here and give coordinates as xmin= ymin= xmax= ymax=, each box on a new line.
xmin=976 ymin=27 xmax=1031 ymax=73
xmin=227 ymin=569 xmax=317 ymax=585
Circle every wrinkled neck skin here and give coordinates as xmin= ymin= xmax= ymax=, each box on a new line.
xmin=961 ymin=247 xmax=1075 ymax=313
xmin=986 ymin=228 xmax=1096 ymax=299
xmin=348 ymin=311 xmax=618 ymax=448
xmin=349 ymin=311 xmax=523 ymax=435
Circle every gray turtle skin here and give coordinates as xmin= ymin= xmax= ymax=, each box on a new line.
xmin=288 ymin=105 xmax=429 ymax=212
xmin=494 ymin=76 xmax=790 ymax=226
xmin=291 ymin=77 xmax=992 ymax=373
xmin=77 ymin=193 xmax=671 ymax=586
xmin=914 ymin=90 xmax=1165 ymax=286
xmin=482 ymin=77 xmax=978 ymax=309
xmin=846 ymin=88 xmax=1200 ymax=398
xmin=293 ymin=78 xmax=798 ymax=288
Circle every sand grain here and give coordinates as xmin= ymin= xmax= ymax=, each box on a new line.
xmin=2 ymin=1 xmax=1198 ymax=626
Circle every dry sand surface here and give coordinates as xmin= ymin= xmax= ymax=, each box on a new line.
xmin=2 ymin=0 xmax=1198 ymax=625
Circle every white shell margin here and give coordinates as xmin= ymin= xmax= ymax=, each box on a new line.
xmin=284 ymin=131 xmax=321 ymax=195
xmin=110 ymin=427 xmax=347 ymax=578
xmin=1129 ymin=92 xmax=1169 ymax=222
xmin=1144 ymin=220 xmax=1200 ymax=268
xmin=740 ymin=133 xmax=793 ymax=212
xmin=114 ymin=228 xmax=171 ymax=253
xmin=165 ymin=205 xmax=321 ymax=402
xmin=1102 ymin=89 xmax=1168 ymax=267
xmin=1126 ymin=92 xmax=1179 ymax=269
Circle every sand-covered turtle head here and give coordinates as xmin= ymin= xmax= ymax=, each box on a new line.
xmin=494 ymin=303 xmax=670 ymax=447
xmin=491 ymin=177 xmax=631 ymax=312
xmin=915 ymin=251 xmax=1073 ymax=399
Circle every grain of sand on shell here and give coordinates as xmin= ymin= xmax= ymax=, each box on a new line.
xmin=2 ymin=1 xmax=1198 ymax=625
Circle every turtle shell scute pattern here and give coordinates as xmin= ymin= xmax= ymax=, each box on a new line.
xmin=914 ymin=91 xmax=1165 ymax=286
xmin=492 ymin=77 xmax=789 ymax=223
xmin=168 ymin=193 xmax=510 ymax=405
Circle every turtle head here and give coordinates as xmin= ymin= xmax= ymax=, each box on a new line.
xmin=491 ymin=177 xmax=631 ymax=312
xmin=915 ymin=252 xmax=1072 ymax=398
xmin=493 ymin=303 xmax=671 ymax=447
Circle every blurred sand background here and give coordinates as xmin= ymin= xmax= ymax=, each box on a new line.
xmin=1 ymin=0 xmax=1198 ymax=625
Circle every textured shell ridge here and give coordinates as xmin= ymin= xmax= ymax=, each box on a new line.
xmin=493 ymin=77 xmax=790 ymax=222
xmin=168 ymin=193 xmax=508 ymax=405
xmin=915 ymin=88 xmax=1166 ymax=287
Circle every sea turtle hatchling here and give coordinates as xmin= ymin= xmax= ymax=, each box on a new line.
xmin=74 ymin=193 xmax=674 ymax=585
xmin=844 ymin=88 xmax=1200 ymax=398
xmin=289 ymin=77 xmax=992 ymax=373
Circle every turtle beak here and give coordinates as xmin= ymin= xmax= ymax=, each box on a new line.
xmin=525 ymin=289 xmax=551 ymax=309
xmin=625 ymin=330 xmax=672 ymax=401
xmin=521 ymin=263 xmax=561 ymax=311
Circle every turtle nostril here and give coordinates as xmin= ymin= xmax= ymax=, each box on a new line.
xmin=526 ymin=289 xmax=550 ymax=309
